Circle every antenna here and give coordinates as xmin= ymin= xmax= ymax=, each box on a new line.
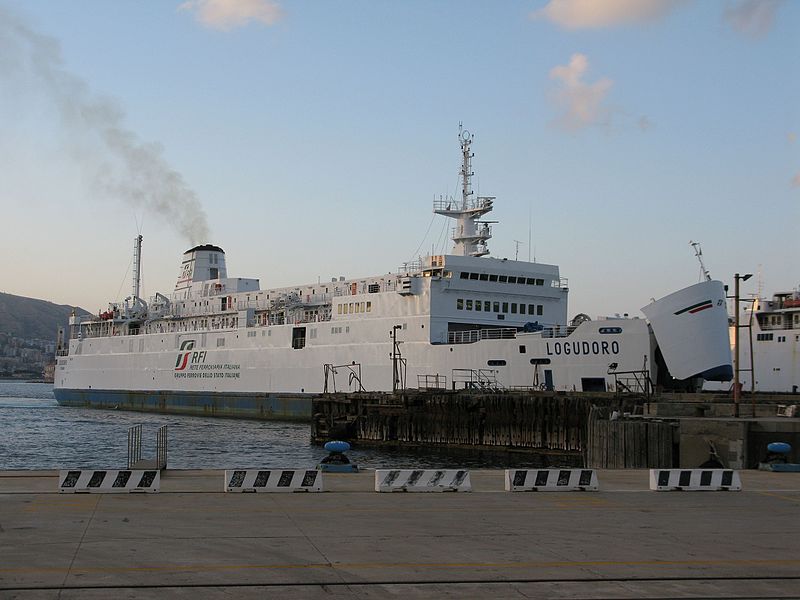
xmin=528 ymin=205 xmax=532 ymax=262
xmin=513 ymin=240 xmax=523 ymax=261
xmin=689 ymin=240 xmax=711 ymax=282
xmin=756 ymin=264 xmax=763 ymax=299
xmin=432 ymin=124 xmax=494 ymax=257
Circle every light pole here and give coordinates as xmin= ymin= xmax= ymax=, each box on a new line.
xmin=733 ymin=272 xmax=752 ymax=417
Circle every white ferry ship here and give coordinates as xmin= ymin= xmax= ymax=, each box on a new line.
xmin=710 ymin=288 xmax=799 ymax=394
xmin=54 ymin=128 xmax=733 ymax=420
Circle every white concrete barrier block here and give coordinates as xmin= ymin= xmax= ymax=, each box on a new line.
xmin=224 ymin=469 xmax=323 ymax=492
xmin=504 ymin=469 xmax=599 ymax=491
xmin=649 ymin=469 xmax=742 ymax=491
xmin=375 ymin=469 xmax=471 ymax=492
xmin=58 ymin=470 xmax=160 ymax=493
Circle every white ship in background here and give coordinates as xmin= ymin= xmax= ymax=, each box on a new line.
xmin=709 ymin=288 xmax=800 ymax=394
xmin=54 ymin=127 xmax=733 ymax=420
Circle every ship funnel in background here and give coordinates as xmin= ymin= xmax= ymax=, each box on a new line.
xmin=132 ymin=235 xmax=143 ymax=300
xmin=642 ymin=280 xmax=733 ymax=382
xmin=174 ymin=244 xmax=227 ymax=295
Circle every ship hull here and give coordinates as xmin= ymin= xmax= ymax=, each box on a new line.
xmin=53 ymin=388 xmax=312 ymax=421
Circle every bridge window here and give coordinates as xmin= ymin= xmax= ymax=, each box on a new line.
xmin=508 ymin=276 xmax=517 ymax=284
xmin=460 ymin=272 xmax=469 ymax=279
xmin=484 ymin=301 xmax=491 ymax=311
xmin=520 ymin=304 xmax=526 ymax=314
xmin=489 ymin=274 xmax=498 ymax=282
xmin=526 ymin=278 xmax=536 ymax=285
xmin=479 ymin=273 xmax=488 ymax=281
xmin=475 ymin=301 xmax=482 ymax=312
xmin=511 ymin=303 xmax=517 ymax=314
xmin=499 ymin=275 xmax=507 ymax=283
xmin=466 ymin=300 xmax=473 ymax=310
xmin=537 ymin=305 xmax=543 ymax=316
xmin=502 ymin=302 xmax=508 ymax=313
xmin=469 ymin=273 xmax=479 ymax=280
xmin=457 ymin=299 xmax=464 ymax=310
xmin=493 ymin=302 xmax=500 ymax=312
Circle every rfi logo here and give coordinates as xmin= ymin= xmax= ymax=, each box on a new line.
xmin=174 ymin=340 xmax=207 ymax=371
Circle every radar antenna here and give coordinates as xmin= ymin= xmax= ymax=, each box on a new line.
xmin=689 ymin=240 xmax=711 ymax=282
xmin=433 ymin=124 xmax=495 ymax=257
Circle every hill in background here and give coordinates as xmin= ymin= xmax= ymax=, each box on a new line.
xmin=0 ymin=292 xmax=90 ymax=341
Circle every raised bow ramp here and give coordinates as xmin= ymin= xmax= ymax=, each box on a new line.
xmin=642 ymin=279 xmax=733 ymax=381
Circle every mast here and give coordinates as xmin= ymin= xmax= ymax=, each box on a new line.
xmin=689 ymin=240 xmax=711 ymax=282
xmin=433 ymin=124 xmax=495 ymax=257
xmin=132 ymin=234 xmax=143 ymax=299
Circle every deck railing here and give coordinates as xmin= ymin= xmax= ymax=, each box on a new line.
xmin=447 ymin=328 xmax=517 ymax=344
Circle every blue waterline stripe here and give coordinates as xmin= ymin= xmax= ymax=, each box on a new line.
xmin=53 ymin=388 xmax=312 ymax=421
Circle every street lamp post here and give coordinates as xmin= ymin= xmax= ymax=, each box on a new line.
xmin=733 ymin=272 xmax=752 ymax=417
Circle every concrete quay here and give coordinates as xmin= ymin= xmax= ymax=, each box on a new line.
xmin=1 ymin=469 xmax=799 ymax=599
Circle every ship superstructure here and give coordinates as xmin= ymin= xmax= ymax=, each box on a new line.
xmin=724 ymin=288 xmax=800 ymax=393
xmin=54 ymin=128 xmax=734 ymax=420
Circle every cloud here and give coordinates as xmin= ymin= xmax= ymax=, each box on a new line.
xmin=179 ymin=0 xmax=283 ymax=31
xmin=724 ymin=0 xmax=785 ymax=39
xmin=531 ymin=0 xmax=687 ymax=29
xmin=549 ymin=54 xmax=613 ymax=130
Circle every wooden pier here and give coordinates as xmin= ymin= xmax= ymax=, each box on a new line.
xmin=312 ymin=390 xmax=676 ymax=468
xmin=312 ymin=390 xmax=799 ymax=469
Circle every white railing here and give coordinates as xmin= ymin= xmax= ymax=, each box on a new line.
xmin=540 ymin=326 xmax=578 ymax=339
xmin=433 ymin=196 xmax=493 ymax=213
xmin=447 ymin=328 xmax=517 ymax=344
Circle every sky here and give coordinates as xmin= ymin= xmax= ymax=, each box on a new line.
xmin=0 ymin=0 xmax=797 ymax=319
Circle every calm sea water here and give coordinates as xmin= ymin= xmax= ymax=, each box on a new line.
xmin=0 ymin=381 xmax=528 ymax=470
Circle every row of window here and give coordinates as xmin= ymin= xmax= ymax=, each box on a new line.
xmin=460 ymin=272 xmax=546 ymax=286
xmin=457 ymin=298 xmax=544 ymax=316
xmin=487 ymin=357 xmax=554 ymax=366
xmin=765 ymin=314 xmax=800 ymax=325
xmin=756 ymin=332 xmax=792 ymax=342
xmin=337 ymin=301 xmax=373 ymax=315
